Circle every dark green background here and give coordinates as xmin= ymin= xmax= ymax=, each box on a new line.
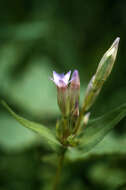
xmin=0 ymin=0 xmax=126 ymax=189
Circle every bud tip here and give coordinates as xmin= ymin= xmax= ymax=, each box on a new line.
xmin=71 ymin=69 xmax=80 ymax=85
xmin=112 ymin=37 xmax=120 ymax=48
xmin=106 ymin=37 xmax=120 ymax=57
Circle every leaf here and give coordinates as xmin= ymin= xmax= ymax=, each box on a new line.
xmin=86 ymin=132 xmax=126 ymax=156
xmin=67 ymin=103 xmax=126 ymax=160
xmin=0 ymin=112 xmax=37 ymax=151
xmin=1 ymin=100 xmax=61 ymax=151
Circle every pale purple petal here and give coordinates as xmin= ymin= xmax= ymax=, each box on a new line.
xmin=58 ymin=80 xmax=66 ymax=88
xmin=63 ymin=71 xmax=71 ymax=84
xmin=51 ymin=70 xmax=71 ymax=87
xmin=53 ymin=71 xmax=60 ymax=83
xmin=52 ymin=71 xmax=63 ymax=85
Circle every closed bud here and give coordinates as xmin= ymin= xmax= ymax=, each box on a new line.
xmin=69 ymin=70 xmax=80 ymax=116
xmin=95 ymin=37 xmax=120 ymax=85
xmin=83 ymin=112 xmax=90 ymax=126
xmin=82 ymin=37 xmax=120 ymax=111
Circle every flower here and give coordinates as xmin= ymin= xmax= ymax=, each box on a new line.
xmin=51 ymin=71 xmax=71 ymax=116
xmin=51 ymin=70 xmax=80 ymax=117
xmin=51 ymin=71 xmax=71 ymax=88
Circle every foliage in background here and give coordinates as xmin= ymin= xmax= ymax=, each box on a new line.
xmin=0 ymin=0 xmax=126 ymax=190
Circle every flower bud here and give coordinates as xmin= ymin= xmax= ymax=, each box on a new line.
xmin=83 ymin=112 xmax=90 ymax=126
xmin=82 ymin=37 xmax=120 ymax=111
xmin=95 ymin=37 xmax=120 ymax=85
xmin=69 ymin=70 xmax=80 ymax=116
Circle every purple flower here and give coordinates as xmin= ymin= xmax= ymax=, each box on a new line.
xmin=51 ymin=71 xmax=71 ymax=116
xmin=51 ymin=71 xmax=71 ymax=88
xmin=51 ymin=70 xmax=80 ymax=117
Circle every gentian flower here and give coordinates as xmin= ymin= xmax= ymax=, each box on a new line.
xmin=51 ymin=71 xmax=71 ymax=116
xmin=51 ymin=70 xmax=80 ymax=117
xmin=51 ymin=71 xmax=71 ymax=88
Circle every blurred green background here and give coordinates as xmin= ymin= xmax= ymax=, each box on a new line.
xmin=0 ymin=0 xmax=126 ymax=190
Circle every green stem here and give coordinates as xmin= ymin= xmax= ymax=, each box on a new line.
xmin=52 ymin=149 xmax=66 ymax=190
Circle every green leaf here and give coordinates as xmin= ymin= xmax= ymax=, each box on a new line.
xmin=1 ymin=100 xmax=61 ymax=151
xmin=67 ymin=103 xmax=126 ymax=160
xmin=0 ymin=112 xmax=37 ymax=151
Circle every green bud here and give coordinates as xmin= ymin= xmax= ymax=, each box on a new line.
xmin=82 ymin=37 xmax=120 ymax=111
xmin=83 ymin=112 xmax=90 ymax=126
xmin=95 ymin=37 xmax=120 ymax=84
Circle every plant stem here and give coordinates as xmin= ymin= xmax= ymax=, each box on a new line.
xmin=52 ymin=149 xmax=66 ymax=190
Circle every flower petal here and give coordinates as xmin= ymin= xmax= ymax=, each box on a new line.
xmin=52 ymin=71 xmax=63 ymax=85
xmin=63 ymin=70 xmax=71 ymax=84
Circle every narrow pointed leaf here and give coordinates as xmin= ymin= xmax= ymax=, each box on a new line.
xmin=67 ymin=103 xmax=126 ymax=160
xmin=79 ymin=103 xmax=126 ymax=151
xmin=1 ymin=100 xmax=61 ymax=151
